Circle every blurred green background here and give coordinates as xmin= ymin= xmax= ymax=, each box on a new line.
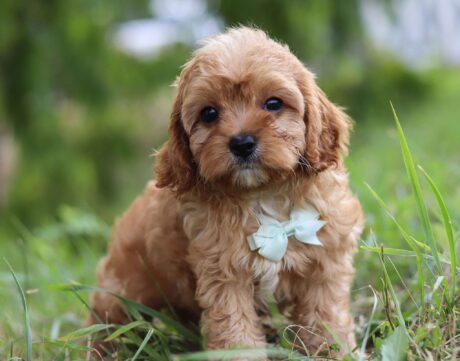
xmin=1 ymin=0 xmax=459 ymax=352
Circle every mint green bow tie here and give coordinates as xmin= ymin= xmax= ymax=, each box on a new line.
xmin=247 ymin=207 xmax=326 ymax=262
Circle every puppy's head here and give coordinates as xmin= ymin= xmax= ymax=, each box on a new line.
xmin=156 ymin=27 xmax=351 ymax=194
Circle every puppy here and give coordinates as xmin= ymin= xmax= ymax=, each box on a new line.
xmin=90 ymin=27 xmax=364 ymax=355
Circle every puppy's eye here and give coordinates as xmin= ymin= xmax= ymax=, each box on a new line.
xmin=200 ymin=106 xmax=219 ymax=123
xmin=264 ymin=97 xmax=283 ymax=112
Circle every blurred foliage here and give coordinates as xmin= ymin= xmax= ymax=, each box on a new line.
xmin=0 ymin=0 xmax=191 ymax=231
xmin=208 ymin=0 xmax=428 ymax=119
xmin=0 ymin=0 xmax=434 ymax=236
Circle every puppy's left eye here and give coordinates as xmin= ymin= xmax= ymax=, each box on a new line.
xmin=264 ymin=97 xmax=283 ymax=112
xmin=201 ymin=106 xmax=219 ymax=123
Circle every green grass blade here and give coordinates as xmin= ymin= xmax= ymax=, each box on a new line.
xmin=124 ymin=329 xmax=165 ymax=360
xmin=411 ymin=237 xmax=431 ymax=252
xmin=365 ymin=183 xmax=425 ymax=305
xmin=151 ymin=328 xmax=171 ymax=359
xmin=387 ymin=257 xmax=419 ymax=309
xmin=362 ymin=245 xmax=456 ymax=268
xmin=418 ymin=165 xmax=457 ymax=306
xmin=116 ymin=296 xmax=199 ymax=342
xmin=360 ymin=246 xmax=417 ymax=257
xmin=391 ymin=102 xmax=442 ymax=274
xmin=105 ymin=321 xmax=149 ymax=342
xmin=4 ymin=259 xmax=32 ymax=361
xmin=71 ymin=288 xmax=104 ymax=324
xmin=378 ymin=251 xmax=407 ymax=333
xmin=131 ymin=328 xmax=154 ymax=361
xmin=359 ymin=286 xmax=379 ymax=361
xmin=42 ymin=338 xmax=94 ymax=352
xmin=51 ymin=283 xmax=200 ymax=342
xmin=59 ymin=324 xmax=114 ymax=342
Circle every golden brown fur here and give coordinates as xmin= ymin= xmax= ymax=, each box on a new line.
xmin=90 ymin=27 xmax=364 ymax=356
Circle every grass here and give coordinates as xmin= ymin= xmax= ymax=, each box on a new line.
xmin=4 ymin=260 xmax=32 ymax=361
xmin=1 ymin=70 xmax=459 ymax=360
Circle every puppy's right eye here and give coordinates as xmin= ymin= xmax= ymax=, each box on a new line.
xmin=201 ymin=106 xmax=219 ymax=123
xmin=264 ymin=97 xmax=283 ymax=112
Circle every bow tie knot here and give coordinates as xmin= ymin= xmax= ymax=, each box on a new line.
xmin=247 ymin=206 xmax=326 ymax=262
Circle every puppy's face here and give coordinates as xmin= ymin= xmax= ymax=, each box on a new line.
xmin=181 ymin=58 xmax=306 ymax=188
xmin=156 ymin=28 xmax=350 ymax=194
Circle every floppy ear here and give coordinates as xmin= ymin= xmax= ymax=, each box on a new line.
xmin=299 ymin=72 xmax=352 ymax=173
xmin=155 ymin=83 xmax=197 ymax=194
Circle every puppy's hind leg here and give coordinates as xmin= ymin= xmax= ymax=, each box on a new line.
xmin=87 ymin=249 xmax=177 ymax=356
xmin=89 ymin=237 xmax=192 ymax=324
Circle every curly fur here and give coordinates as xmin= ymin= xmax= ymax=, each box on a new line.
xmin=89 ymin=27 xmax=364 ymax=357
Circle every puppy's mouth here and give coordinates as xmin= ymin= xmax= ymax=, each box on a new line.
xmin=231 ymin=166 xmax=268 ymax=188
xmin=234 ymin=153 xmax=259 ymax=168
xmin=229 ymin=150 xmax=271 ymax=188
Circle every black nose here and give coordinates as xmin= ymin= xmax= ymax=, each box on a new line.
xmin=229 ymin=134 xmax=257 ymax=159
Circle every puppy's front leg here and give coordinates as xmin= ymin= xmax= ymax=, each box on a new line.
xmin=193 ymin=258 xmax=266 ymax=351
xmin=290 ymin=259 xmax=356 ymax=355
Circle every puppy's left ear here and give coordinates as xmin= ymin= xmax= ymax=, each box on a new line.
xmin=155 ymin=75 xmax=197 ymax=194
xmin=299 ymin=71 xmax=352 ymax=173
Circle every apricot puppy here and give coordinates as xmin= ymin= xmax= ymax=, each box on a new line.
xmin=90 ymin=27 xmax=364 ymax=354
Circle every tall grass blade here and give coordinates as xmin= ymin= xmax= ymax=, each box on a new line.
xmin=131 ymin=328 xmax=154 ymax=361
xmin=59 ymin=324 xmax=114 ymax=342
xmin=43 ymin=338 xmax=94 ymax=352
xmin=418 ymin=165 xmax=457 ymax=306
xmin=359 ymin=286 xmax=379 ymax=361
xmin=360 ymin=246 xmax=417 ymax=257
xmin=361 ymin=245 xmax=456 ymax=269
xmin=71 ymin=288 xmax=104 ymax=324
xmin=387 ymin=257 xmax=418 ymax=308
xmin=117 ymin=296 xmax=199 ymax=342
xmin=123 ymin=329 xmax=164 ymax=360
xmin=151 ymin=328 xmax=171 ymax=359
xmin=365 ymin=183 xmax=425 ymax=305
xmin=390 ymin=102 xmax=442 ymax=274
xmin=105 ymin=321 xmax=149 ymax=342
xmin=378 ymin=250 xmax=407 ymax=333
xmin=4 ymin=259 xmax=32 ymax=361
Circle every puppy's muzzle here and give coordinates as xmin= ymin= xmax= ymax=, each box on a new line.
xmin=229 ymin=134 xmax=257 ymax=160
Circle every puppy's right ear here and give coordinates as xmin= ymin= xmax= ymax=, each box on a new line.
xmin=155 ymin=79 xmax=196 ymax=194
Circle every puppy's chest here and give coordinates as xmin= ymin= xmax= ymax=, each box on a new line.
xmin=245 ymin=195 xmax=318 ymax=268
xmin=245 ymin=196 xmax=314 ymax=303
